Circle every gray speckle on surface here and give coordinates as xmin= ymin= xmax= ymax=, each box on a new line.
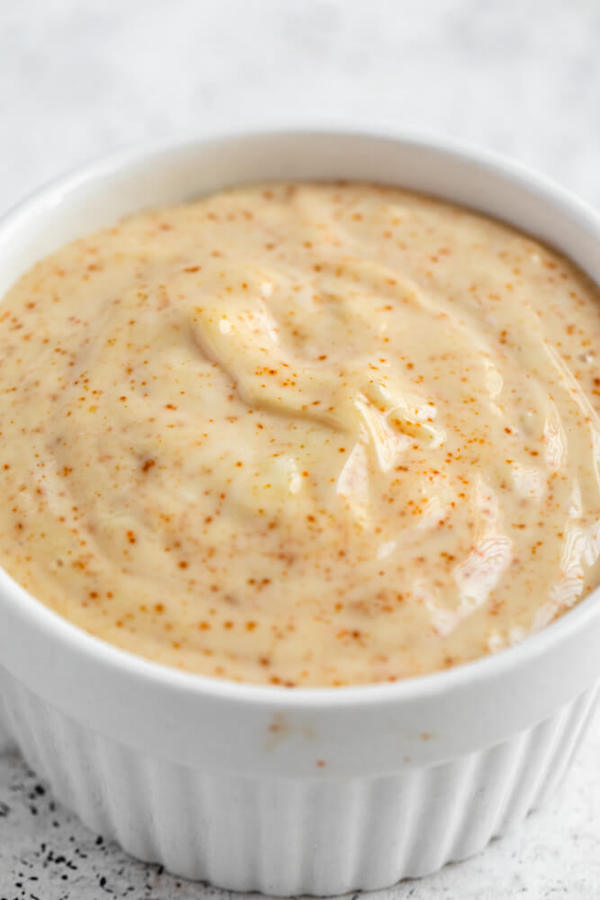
xmin=0 ymin=0 xmax=599 ymax=897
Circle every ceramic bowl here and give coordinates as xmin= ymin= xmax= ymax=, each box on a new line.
xmin=0 ymin=130 xmax=599 ymax=895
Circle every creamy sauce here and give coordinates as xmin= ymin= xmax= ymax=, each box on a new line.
xmin=1 ymin=182 xmax=600 ymax=686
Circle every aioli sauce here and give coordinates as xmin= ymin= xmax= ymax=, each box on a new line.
xmin=1 ymin=182 xmax=600 ymax=686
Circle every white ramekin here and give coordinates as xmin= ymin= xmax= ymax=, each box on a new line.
xmin=1 ymin=131 xmax=600 ymax=896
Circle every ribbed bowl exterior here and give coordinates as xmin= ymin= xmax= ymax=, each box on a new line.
xmin=1 ymin=669 xmax=596 ymax=896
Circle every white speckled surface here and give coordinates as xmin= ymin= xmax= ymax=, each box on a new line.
xmin=0 ymin=1 xmax=599 ymax=897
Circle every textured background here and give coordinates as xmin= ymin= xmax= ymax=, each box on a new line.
xmin=0 ymin=1 xmax=599 ymax=897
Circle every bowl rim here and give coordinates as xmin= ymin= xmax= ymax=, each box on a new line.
xmin=1 ymin=125 xmax=600 ymax=712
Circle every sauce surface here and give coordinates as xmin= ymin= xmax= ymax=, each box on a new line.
xmin=1 ymin=182 xmax=600 ymax=686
